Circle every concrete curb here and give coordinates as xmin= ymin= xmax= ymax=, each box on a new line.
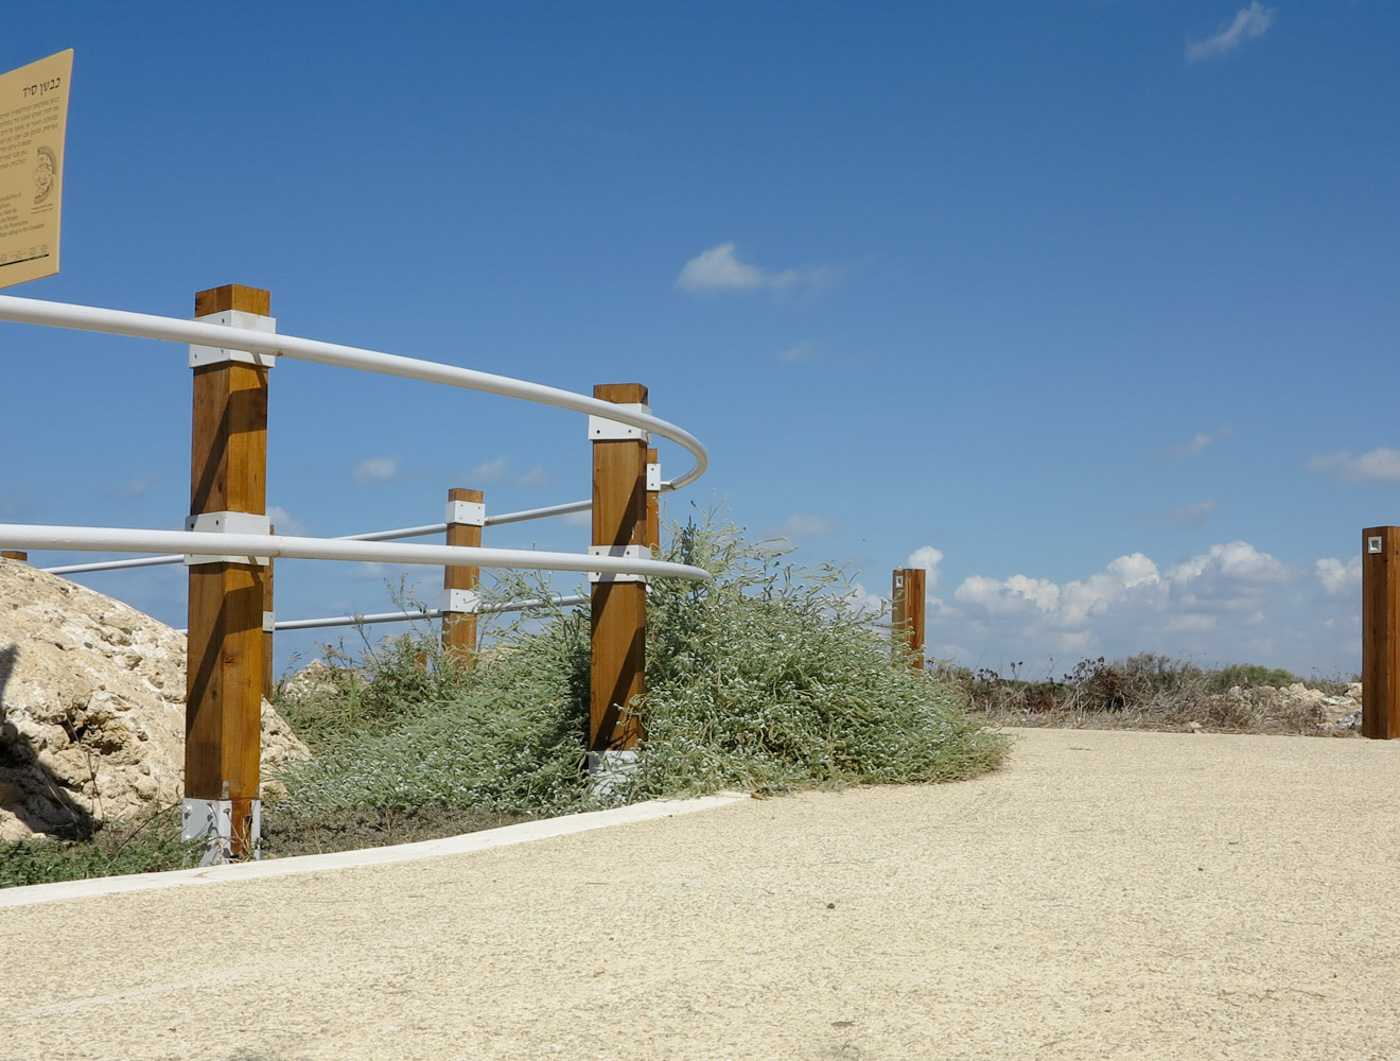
xmin=0 ymin=793 xmax=746 ymax=909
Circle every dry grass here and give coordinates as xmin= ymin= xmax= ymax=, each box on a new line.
xmin=948 ymin=653 xmax=1361 ymax=737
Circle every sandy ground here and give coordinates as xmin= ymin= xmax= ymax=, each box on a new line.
xmin=2 ymin=726 xmax=1399 ymax=1061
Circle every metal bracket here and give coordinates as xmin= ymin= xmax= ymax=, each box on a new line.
xmin=588 ymin=544 xmax=648 ymax=584
xmin=441 ymin=588 xmax=481 ymax=614
xmin=189 ymin=309 xmax=279 ymax=369
xmin=588 ymin=403 xmax=651 ymax=442
xmin=183 ymin=511 xmax=272 ymax=566
xmin=1369 ymin=537 xmax=1384 ymax=555
xmin=646 ymin=462 xmax=661 ymax=492
xmin=445 ymin=500 xmax=487 ymax=527
xmin=181 ymin=797 xmax=261 ymax=865
xmin=262 ymin=610 xmax=276 ymax=633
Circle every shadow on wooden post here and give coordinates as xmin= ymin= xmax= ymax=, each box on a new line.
xmin=184 ymin=283 xmax=273 ymax=862
xmin=1362 ymin=526 xmax=1400 ymax=739
xmin=892 ymin=567 xmax=926 ymax=671
xmin=442 ymin=487 xmax=484 ymax=666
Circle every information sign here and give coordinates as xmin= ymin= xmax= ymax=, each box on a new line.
xmin=0 ymin=50 xmax=74 ymax=289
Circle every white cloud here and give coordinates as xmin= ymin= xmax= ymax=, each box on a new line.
xmin=781 ymin=513 xmax=839 ymax=536
xmin=676 ymin=243 xmax=835 ymax=294
xmin=562 ymin=510 xmax=592 ymax=528
xmin=844 ymin=580 xmax=886 ymax=618
xmin=1166 ymin=541 xmax=1292 ymax=589
xmin=1307 ymin=448 xmax=1400 ymax=483
xmin=906 ymin=546 xmax=943 ymax=591
xmin=267 ymin=505 xmax=306 ymax=536
xmin=1165 ymin=499 xmax=1218 ymax=526
xmin=778 ymin=341 xmax=815 ymax=364
xmin=1187 ymin=2 xmax=1275 ymax=62
xmin=468 ymin=456 xmax=509 ymax=483
xmin=352 ymin=457 xmax=398 ymax=483
xmin=923 ymin=540 xmax=1358 ymax=675
xmin=1317 ymin=556 xmax=1361 ymax=596
xmin=517 ymin=465 xmax=550 ymax=487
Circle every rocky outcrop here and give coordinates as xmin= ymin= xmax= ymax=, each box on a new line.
xmin=0 ymin=557 xmax=309 ymax=841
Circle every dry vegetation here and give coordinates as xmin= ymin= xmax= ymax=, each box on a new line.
xmin=947 ymin=653 xmax=1361 ymax=736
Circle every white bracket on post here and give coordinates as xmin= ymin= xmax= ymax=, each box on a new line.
xmin=588 ymin=403 xmax=651 ymax=442
xmin=588 ymin=544 xmax=649 ymax=584
xmin=183 ymin=511 xmax=272 ymax=566
xmin=646 ymin=462 xmax=662 ymax=492
xmin=441 ymin=588 xmax=481 ymax=614
xmin=181 ymin=797 xmax=261 ymax=865
xmin=189 ymin=309 xmax=279 ymax=369
xmin=445 ymin=499 xmax=487 ymax=527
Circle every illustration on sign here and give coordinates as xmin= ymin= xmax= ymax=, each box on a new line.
xmin=0 ymin=49 xmax=74 ymax=289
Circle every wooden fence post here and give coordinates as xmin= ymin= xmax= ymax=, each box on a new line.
xmin=442 ymin=487 xmax=484 ymax=664
xmin=892 ymin=567 xmax=926 ymax=670
xmin=1 ymin=551 xmax=27 ymax=562
xmin=184 ymin=283 xmax=273 ymax=862
xmin=1362 ymin=526 xmax=1400 ymax=740
xmin=590 ymin=384 xmax=649 ymax=765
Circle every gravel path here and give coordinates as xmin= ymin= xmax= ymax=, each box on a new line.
xmin=3 ymin=727 xmax=1398 ymax=1060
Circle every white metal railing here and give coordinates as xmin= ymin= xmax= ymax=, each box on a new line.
xmin=0 ymin=295 xmax=711 ymax=601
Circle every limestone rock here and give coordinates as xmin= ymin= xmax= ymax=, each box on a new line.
xmin=0 ymin=558 xmax=309 ymax=841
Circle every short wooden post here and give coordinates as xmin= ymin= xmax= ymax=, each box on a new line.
xmin=262 ymin=524 xmax=275 ymax=701
xmin=442 ymin=487 xmax=484 ymax=664
xmin=184 ymin=284 xmax=273 ymax=861
xmin=590 ymin=384 xmax=649 ymax=759
xmin=1 ymin=551 xmax=27 ymax=562
xmin=1362 ymin=526 xmax=1400 ymax=739
xmin=892 ymin=567 xmax=926 ymax=670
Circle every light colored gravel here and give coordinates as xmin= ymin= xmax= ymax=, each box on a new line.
xmin=3 ymin=727 xmax=1398 ymax=1060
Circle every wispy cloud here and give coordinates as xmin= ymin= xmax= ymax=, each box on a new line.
xmin=352 ymin=457 xmax=398 ymax=483
xmin=563 ymin=510 xmax=592 ymax=528
xmin=778 ymin=341 xmax=815 ymax=364
xmin=1158 ymin=428 xmax=1230 ymax=462
xmin=1307 ymin=448 xmax=1400 ymax=483
xmin=517 ymin=465 xmax=550 ymax=487
xmin=267 ymin=505 xmax=306 ymax=535
xmin=466 ymin=456 xmax=509 ymax=483
xmin=106 ymin=473 xmax=161 ymax=499
xmin=1187 ymin=2 xmax=1275 ymax=62
xmin=676 ymin=243 xmax=836 ymax=294
xmin=781 ymin=513 xmax=839 ymax=536
xmin=1165 ymin=499 xmax=1218 ymax=526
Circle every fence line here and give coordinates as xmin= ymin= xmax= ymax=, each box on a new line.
xmin=0 ymin=284 xmax=705 ymax=862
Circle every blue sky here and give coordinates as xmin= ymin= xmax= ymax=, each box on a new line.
xmin=1 ymin=2 xmax=1396 ymax=680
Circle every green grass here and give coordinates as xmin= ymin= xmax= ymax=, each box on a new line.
xmin=275 ymin=515 xmax=1008 ymax=819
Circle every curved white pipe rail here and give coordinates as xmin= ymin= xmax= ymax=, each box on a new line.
xmin=0 ymin=295 xmax=708 ymax=489
xmin=0 ymin=525 xmax=711 ymax=582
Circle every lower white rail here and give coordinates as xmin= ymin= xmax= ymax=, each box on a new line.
xmin=0 ymin=525 xmax=710 ymax=582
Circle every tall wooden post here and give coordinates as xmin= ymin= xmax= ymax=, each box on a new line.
xmin=590 ymin=384 xmax=649 ymax=761
xmin=892 ymin=567 xmax=927 ymax=670
xmin=442 ymin=487 xmax=484 ymax=664
xmin=184 ymin=284 xmax=274 ymax=861
xmin=1362 ymin=526 xmax=1400 ymax=739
